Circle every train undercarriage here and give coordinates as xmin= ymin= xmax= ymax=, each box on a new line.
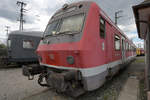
xmin=22 ymin=65 xmax=85 ymax=97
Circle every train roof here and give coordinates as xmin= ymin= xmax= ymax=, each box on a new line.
xmin=53 ymin=1 xmax=92 ymax=13
xmin=9 ymin=30 xmax=43 ymax=37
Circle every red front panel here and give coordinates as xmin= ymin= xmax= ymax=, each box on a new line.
xmin=36 ymin=2 xmax=136 ymax=70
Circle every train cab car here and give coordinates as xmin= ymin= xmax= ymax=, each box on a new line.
xmin=136 ymin=48 xmax=145 ymax=56
xmin=6 ymin=31 xmax=42 ymax=65
xmin=24 ymin=1 xmax=137 ymax=96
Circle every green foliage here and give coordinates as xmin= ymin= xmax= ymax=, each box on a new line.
xmin=0 ymin=43 xmax=7 ymax=56
xmin=0 ymin=44 xmax=7 ymax=48
xmin=0 ymin=43 xmax=6 ymax=49
xmin=135 ymin=59 xmax=145 ymax=63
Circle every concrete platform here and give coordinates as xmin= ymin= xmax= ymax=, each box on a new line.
xmin=148 ymin=92 xmax=150 ymax=100
xmin=118 ymin=57 xmax=145 ymax=100
xmin=118 ymin=77 xmax=139 ymax=100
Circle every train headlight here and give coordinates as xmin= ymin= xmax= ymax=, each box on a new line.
xmin=66 ymin=56 xmax=74 ymax=64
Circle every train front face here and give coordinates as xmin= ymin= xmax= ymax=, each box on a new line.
xmin=36 ymin=2 xmax=92 ymax=95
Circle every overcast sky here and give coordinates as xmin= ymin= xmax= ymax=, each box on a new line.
xmin=0 ymin=0 xmax=144 ymax=48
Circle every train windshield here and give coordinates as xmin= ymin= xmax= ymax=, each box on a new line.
xmin=44 ymin=14 xmax=84 ymax=37
xmin=44 ymin=20 xmax=59 ymax=37
xmin=58 ymin=14 xmax=84 ymax=34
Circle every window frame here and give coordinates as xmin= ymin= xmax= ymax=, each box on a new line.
xmin=128 ymin=43 xmax=130 ymax=51
xmin=59 ymin=13 xmax=85 ymax=33
xmin=23 ymin=40 xmax=34 ymax=49
xmin=44 ymin=13 xmax=86 ymax=37
xmin=99 ymin=16 xmax=106 ymax=39
xmin=126 ymin=42 xmax=128 ymax=51
xmin=114 ymin=34 xmax=121 ymax=51
xmin=7 ymin=39 xmax=11 ymax=48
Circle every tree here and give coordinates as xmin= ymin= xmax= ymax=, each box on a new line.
xmin=0 ymin=43 xmax=7 ymax=56
xmin=0 ymin=44 xmax=6 ymax=49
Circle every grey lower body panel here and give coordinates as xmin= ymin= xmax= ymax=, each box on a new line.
xmin=82 ymin=58 xmax=135 ymax=91
xmin=83 ymin=70 xmax=108 ymax=91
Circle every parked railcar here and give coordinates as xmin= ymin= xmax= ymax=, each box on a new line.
xmin=23 ymin=1 xmax=136 ymax=97
xmin=136 ymin=48 xmax=145 ymax=56
xmin=3 ymin=31 xmax=42 ymax=65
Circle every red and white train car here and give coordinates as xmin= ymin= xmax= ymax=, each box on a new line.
xmin=23 ymin=1 xmax=136 ymax=96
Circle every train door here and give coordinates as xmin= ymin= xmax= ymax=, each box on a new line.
xmin=121 ymin=37 xmax=126 ymax=63
xmin=99 ymin=16 xmax=106 ymax=63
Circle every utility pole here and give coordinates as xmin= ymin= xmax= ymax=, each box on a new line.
xmin=16 ymin=1 xmax=27 ymax=31
xmin=5 ymin=26 xmax=10 ymax=36
xmin=115 ymin=10 xmax=123 ymax=25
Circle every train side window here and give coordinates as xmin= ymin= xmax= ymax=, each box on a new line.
xmin=128 ymin=43 xmax=129 ymax=51
xmin=23 ymin=40 xmax=34 ymax=49
xmin=100 ymin=17 xmax=105 ymax=38
xmin=129 ymin=44 xmax=131 ymax=51
xmin=7 ymin=39 xmax=11 ymax=48
xmin=130 ymin=45 xmax=131 ymax=51
xmin=114 ymin=35 xmax=120 ymax=50
xmin=126 ymin=42 xmax=128 ymax=50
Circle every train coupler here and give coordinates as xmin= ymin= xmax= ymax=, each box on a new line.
xmin=38 ymin=73 xmax=49 ymax=87
xmin=46 ymin=70 xmax=82 ymax=93
xmin=28 ymin=75 xmax=34 ymax=80
xmin=22 ymin=64 xmax=46 ymax=80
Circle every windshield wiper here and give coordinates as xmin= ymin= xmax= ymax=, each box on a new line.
xmin=57 ymin=31 xmax=78 ymax=35
xmin=44 ymin=34 xmax=55 ymax=37
xmin=44 ymin=31 xmax=78 ymax=37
